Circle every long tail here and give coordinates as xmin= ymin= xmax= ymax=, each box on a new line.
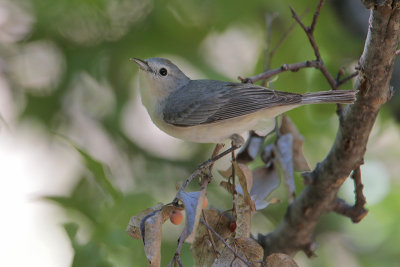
xmin=301 ymin=90 xmax=358 ymax=104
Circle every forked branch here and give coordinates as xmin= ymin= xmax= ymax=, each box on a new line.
xmin=259 ymin=0 xmax=400 ymax=257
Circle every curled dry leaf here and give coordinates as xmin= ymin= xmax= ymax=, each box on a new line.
xmin=234 ymin=163 xmax=256 ymax=237
xmin=191 ymin=209 xmax=231 ymax=267
xmin=280 ymin=115 xmax=311 ymax=171
xmin=261 ymin=143 xmax=275 ymax=166
xmin=219 ymin=163 xmax=253 ymax=190
xmin=219 ymin=163 xmax=254 ymax=204
xmin=141 ymin=210 xmax=163 ymax=267
xmin=212 ymin=237 xmax=263 ymax=267
xmin=126 ymin=203 xmax=180 ymax=267
xmin=275 ymin=133 xmax=296 ymax=202
xmin=220 ymin=181 xmax=235 ymax=194
xmin=176 ymin=190 xmax=205 ymax=243
xmin=126 ymin=203 xmax=164 ymax=240
xmin=264 ymin=253 xmax=298 ymax=267
xmin=234 ymin=162 xmax=253 ymax=207
xmin=218 ymin=167 xmax=233 ymax=180
xmin=236 ymin=131 xmax=264 ymax=164
xmin=251 ymin=164 xmax=280 ymax=210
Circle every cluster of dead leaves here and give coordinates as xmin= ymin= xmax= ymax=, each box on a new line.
xmin=126 ymin=115 xmax=309 ymax=266
xmin=261 ymin=115 xmax=311 ymax=202
xmin=126 ymin=189 xmax=206 ymax=267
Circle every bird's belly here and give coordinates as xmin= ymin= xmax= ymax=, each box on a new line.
xmin=157 ymin=105 xmax=299 ymax=143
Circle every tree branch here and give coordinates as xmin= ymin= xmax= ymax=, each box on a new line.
xmin=333 ymin=166 xmax=368 ymax=223
xmin=240 ymin=60 xmax=321 ymax=84
xmin=289 ymin=3 xmax=337 ymax=90
xmin=242 ymin=0 xmax=358 ymax=99
xmin=259 ymin=4 xmax=400 ymax=257
xmin=337 ymin=71 xmax=359 ymax=87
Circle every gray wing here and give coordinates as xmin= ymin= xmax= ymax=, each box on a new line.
xmin=162 ymin=80 xmax=302 ymax=126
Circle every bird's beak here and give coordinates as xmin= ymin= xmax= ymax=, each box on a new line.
xmin=131 ymin=58 xmax=151 ymax=72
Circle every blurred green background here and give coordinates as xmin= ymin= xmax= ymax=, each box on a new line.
xmin=0 ymin=0 xmax=399 ymax=266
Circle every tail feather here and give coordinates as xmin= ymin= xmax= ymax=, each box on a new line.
xmin=301 ymin=90 xmax=358 ymax=104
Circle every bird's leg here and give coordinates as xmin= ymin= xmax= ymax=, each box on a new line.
xmin=198 ymin=136 xmax=243 ymax=171
xmin=230 ymin=134 xmax=245 ymax=148
xmin=199 ymin=136 xmax=243 ymax=180
xmin=198 ymin=136 xmax=244 ymax=183
xmin=176 ymin=137 xmax=243 ymax=194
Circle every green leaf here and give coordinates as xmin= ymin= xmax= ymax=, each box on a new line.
xmin=75 ymin=146 xmax=121 ymax=201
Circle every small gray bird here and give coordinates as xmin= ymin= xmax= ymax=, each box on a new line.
xmin=133 ymin=57 xmax=357 ymax=143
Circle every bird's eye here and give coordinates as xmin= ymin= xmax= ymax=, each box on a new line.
xmin=159 ymin=68 xmax=168 ymax=76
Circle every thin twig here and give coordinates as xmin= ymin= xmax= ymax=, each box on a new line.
xmin=290 ymin=1 xmax=338 ymax=90
xmin=200 ymin=219 xmax=253 ymax=267
xmin=352 ymin=166 xmax=367 ymax=211
xmin=202 ymin=210 xmax=220 ymax=258
xmin=334 ymin=68 xmax=346 ymax=115
xmin=242 ymin=0 xmax=356 ymax=95
xmin=289 ymin=6 xmax=321 ymax=61
xmin=167 ymin=230 xmax=186 ymax=267
xmin=337 ymin=71 xmax=359 ymax=87
xmin=332 ymin=166 xmax=368 ymax=223
xmin=241 ymin=60 xmax=320 ymax=83
xmin=310 ymin=0 xmax=325 ymax=32
xmin=262 ymin=13 xmax=278 ymax=86
xmin=335 ymin=67 xmax=345 ymax=82
xmin=268 ymin=10 xmax=308 ymax=62
xmin=261 ymin=11 xmax=309 ymax=87
xmin=175 ymin=144 xmax=240 ymax=199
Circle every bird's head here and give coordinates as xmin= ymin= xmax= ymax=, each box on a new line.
xmin=133 ymin=57 xmax=190 ymax=103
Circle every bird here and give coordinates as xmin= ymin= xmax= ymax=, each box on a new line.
xmin=132 ymin=57 xmax=357 ymax=144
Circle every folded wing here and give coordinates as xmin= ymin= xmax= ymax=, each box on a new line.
xmin=162 ymin=80 xmax=302 ymax=126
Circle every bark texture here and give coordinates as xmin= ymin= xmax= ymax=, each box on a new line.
xmin=260 ymin=4 xmax=400 ymax=256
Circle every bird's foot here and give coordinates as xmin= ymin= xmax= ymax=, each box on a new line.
xmin=230 ymin=134 xmax=244 ymax=148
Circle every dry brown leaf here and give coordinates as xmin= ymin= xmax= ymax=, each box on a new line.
xmin=275 ymin=133 xmax=296 ymax=202
xmin=126 ymin=203 xmax=180 ymax=267
xmin=191 ymin=209 xmax=231 ymax=267
xmin=264 ymin=253 xmax=298 ymax=267
xmin=236 ymin=194 xmax=252 ymax=238
xmin=251 ymin=165 xmax=280 ymax=210
xmin=261 ymin=143 xmax=275 ymax=166
xmin=142 ymin=210 xmax=163 ymax=267
xmin=218 ymin=167 xmax=233 ymax=179
xmin=220 ymin=181 xmax=235 ymax=194
xmin=235 ymin=162 xmax=255 ymax=238
xmin=219 ymin=163 xmax=253 ymax=191
xmin=176 ymin=190 xmax=205 ymax=243
xmin=234 ymin=162 xmax=253 ymax=206
xmin=237 ymin=132 xmax=264 ymax=163
xmin=126 ymin=203 xmax=164 ymax=240
xmin=212 ymin=237 xmax=263 ymax=267
xmin=280 ymin=115 xmax=311 ymax=171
